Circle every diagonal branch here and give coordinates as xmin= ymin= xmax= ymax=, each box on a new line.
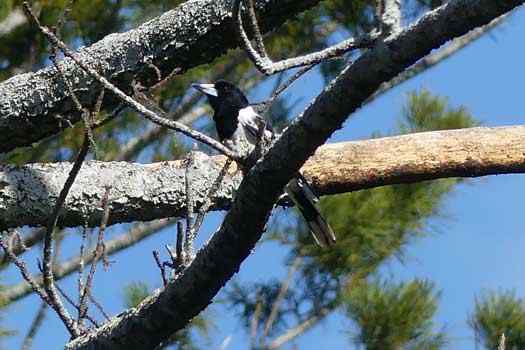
xmin=41 ymin=134 xmax=89 ymax=337
xmin=24 ymin=15 xmax=240 ymax=162
xmin=266 ymin=307 xmax=331 ymax=350
xmin=234 ymin=0 xmax=379 ymax=75
xmin=0 ymin=0 xmax=322 ymax=153
xmin=367 ymin=12 xmax=509 ymax=104
xmin=64 ymin=1 xmax=525 ymax=348
xmin=262 ymin=257 xmax=302 ymax=341
xmin=21 ymin=302 xmax=47 ymax=350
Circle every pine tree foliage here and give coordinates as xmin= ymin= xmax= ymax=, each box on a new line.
xmin=469 ymin=290 xmax=525 ymax=350
xmin=344 ymin=279 xmax=445 ymax=350
xmin=227 ymin=90 xmax=478 ymax=347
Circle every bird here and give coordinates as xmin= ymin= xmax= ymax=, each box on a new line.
xmin=192 ymin=80 xmax=336 ymax=248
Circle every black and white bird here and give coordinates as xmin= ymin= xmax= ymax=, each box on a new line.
xmin=192 ymin=80 xmax=336 ymax=248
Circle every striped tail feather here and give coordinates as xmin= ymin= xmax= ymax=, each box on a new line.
xmin=285 ymin=175 xmax=336 ymax=248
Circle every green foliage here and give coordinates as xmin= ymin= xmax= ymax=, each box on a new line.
xmin=231 ymin=90 xmax=479 ymax=346
xmin=344 ymin=279 xmax=446 ymax=350
xmin=399 ymin=89 xmax=479 ymax=134
xmin=0 ymin=289 xmax=16 ymax=346
xmin=123 ymin=281 xmax=150 ymax=308
xmin=226 ymin=279 xmax=294 ymax=338
xmin=469 ymin=290 xmax=525 ymax=349
xmin=0 ymin=0 xmax=13 ymax=21
xmin=287 ymin=89 xmax=478 ymax=276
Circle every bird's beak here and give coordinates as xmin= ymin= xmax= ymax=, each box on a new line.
xmin=191 ymin=83 xmax=218 ymax=97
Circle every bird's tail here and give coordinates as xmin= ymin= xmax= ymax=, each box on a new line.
xmin=285 ymin=175 xmax=336 ymax=248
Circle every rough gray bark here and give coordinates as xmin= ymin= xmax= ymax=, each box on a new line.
xmin=0 ymin=152 xmax=239 ymax=229
xmin=2 ymin=126 xmax=525 ymax=231
xmin=0 ymin=0 xmax=321 ymax=154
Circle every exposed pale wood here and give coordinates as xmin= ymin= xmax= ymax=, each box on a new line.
xmin=1 ymin=126 xmax=524 ymax=231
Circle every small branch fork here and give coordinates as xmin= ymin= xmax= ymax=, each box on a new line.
xmin=153 ymin=154 xmax=234 ymax=286
xmin=5 ymin=2 xmax=115 ymax=338
xmin=234 ymin=0 xmax=379 ymax=76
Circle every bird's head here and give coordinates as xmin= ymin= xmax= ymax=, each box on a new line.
xmin=192 ymin=80 xmax=249 ymax=114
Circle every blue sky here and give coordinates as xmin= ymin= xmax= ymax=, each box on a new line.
xmin=2 ymin=5 xmax=525 ymax=350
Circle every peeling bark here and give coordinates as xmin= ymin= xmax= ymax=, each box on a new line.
xmin=0 ymin=0 xmax=321 ymax=153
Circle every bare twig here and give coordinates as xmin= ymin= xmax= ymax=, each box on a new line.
xmin=191 ymin=158 xmax=234 ymax=235
xmin=250 ymin=293 xmax=263 ymax=348
xmin=260 ymin=65 xmax=315 ymax=113
xmin=46 ymin=25 xmax=97 ymax=155
xmin=0 ymin=235 xmax=56 ymax=318
xmin=175 ymin=221 xmax=185 ymax=268
xmin=150 ymin=67 xmax=182 ymax=92
xmin=21 ymin=4 xmax=94 ymax=337
xmin=23 ymin=1 xmax=241 ymax=162
xmin=2 ymin=220 xmax=174 ymax=305
xmin=77 ymin=222 xmax=89 ymax=320
xmin=0 ymin=236 xmax=47 ymax=301
xmin=267 ymin=308 xmax=331 ymax=350
xmin=41 ymin=263 xmax=99 ymax=328
xmin=56 ymin=0 xmax=75 ymax=33
xmin=234 ymin=0 xmax=378 ymax=75
xmin=11 ymin=230 xmax=28 ymax=254
xmin=0 ymin=229 xmax=44 ymax=270
xmin=88 ymin=293 xmax=110 ymax=322
xmin=41 ymin=135 xmax=89 ymax=337
xmin=21 ymin=302 xmax=47 ymax=350
xmin=153 ymin=250 xmax=168 ymax=287
xmin=183 ymin=151 xmax=196 ymax=262
xmin=78 ymin=186 xmax=111 ymax=323
xmin=367 ymin=12 xmax=508 ymax=104
xmin=243 ymin=0 xmax=267 ymax=59
xmin=262 ymin=257 xmax=302 ymax=340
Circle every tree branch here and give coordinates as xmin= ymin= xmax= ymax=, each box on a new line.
xmin=1 ymin=219 xmax=173 ymax=304
xmin=234 ymin=0 xmax=378 ymax=75
xmin=367 ymin=12 xmax=509 ymax=104
xmin=64 ymin=1 xmax=525 ymax=348
xmin=0 ymin=0 xmax=322 ymax=154
xmin=1 ymin=126 xmax=525 ymax=230
xmin=266 ymin=308 xmax=331 ymax=349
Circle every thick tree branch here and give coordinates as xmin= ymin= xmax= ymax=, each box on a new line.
xmin=0 ymin=0 xmax=321 ymax=154
xmin=64 ymin=1 xmax=525 ymax=348
xmin=1 ymin=126 xmax=525 ymax=231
